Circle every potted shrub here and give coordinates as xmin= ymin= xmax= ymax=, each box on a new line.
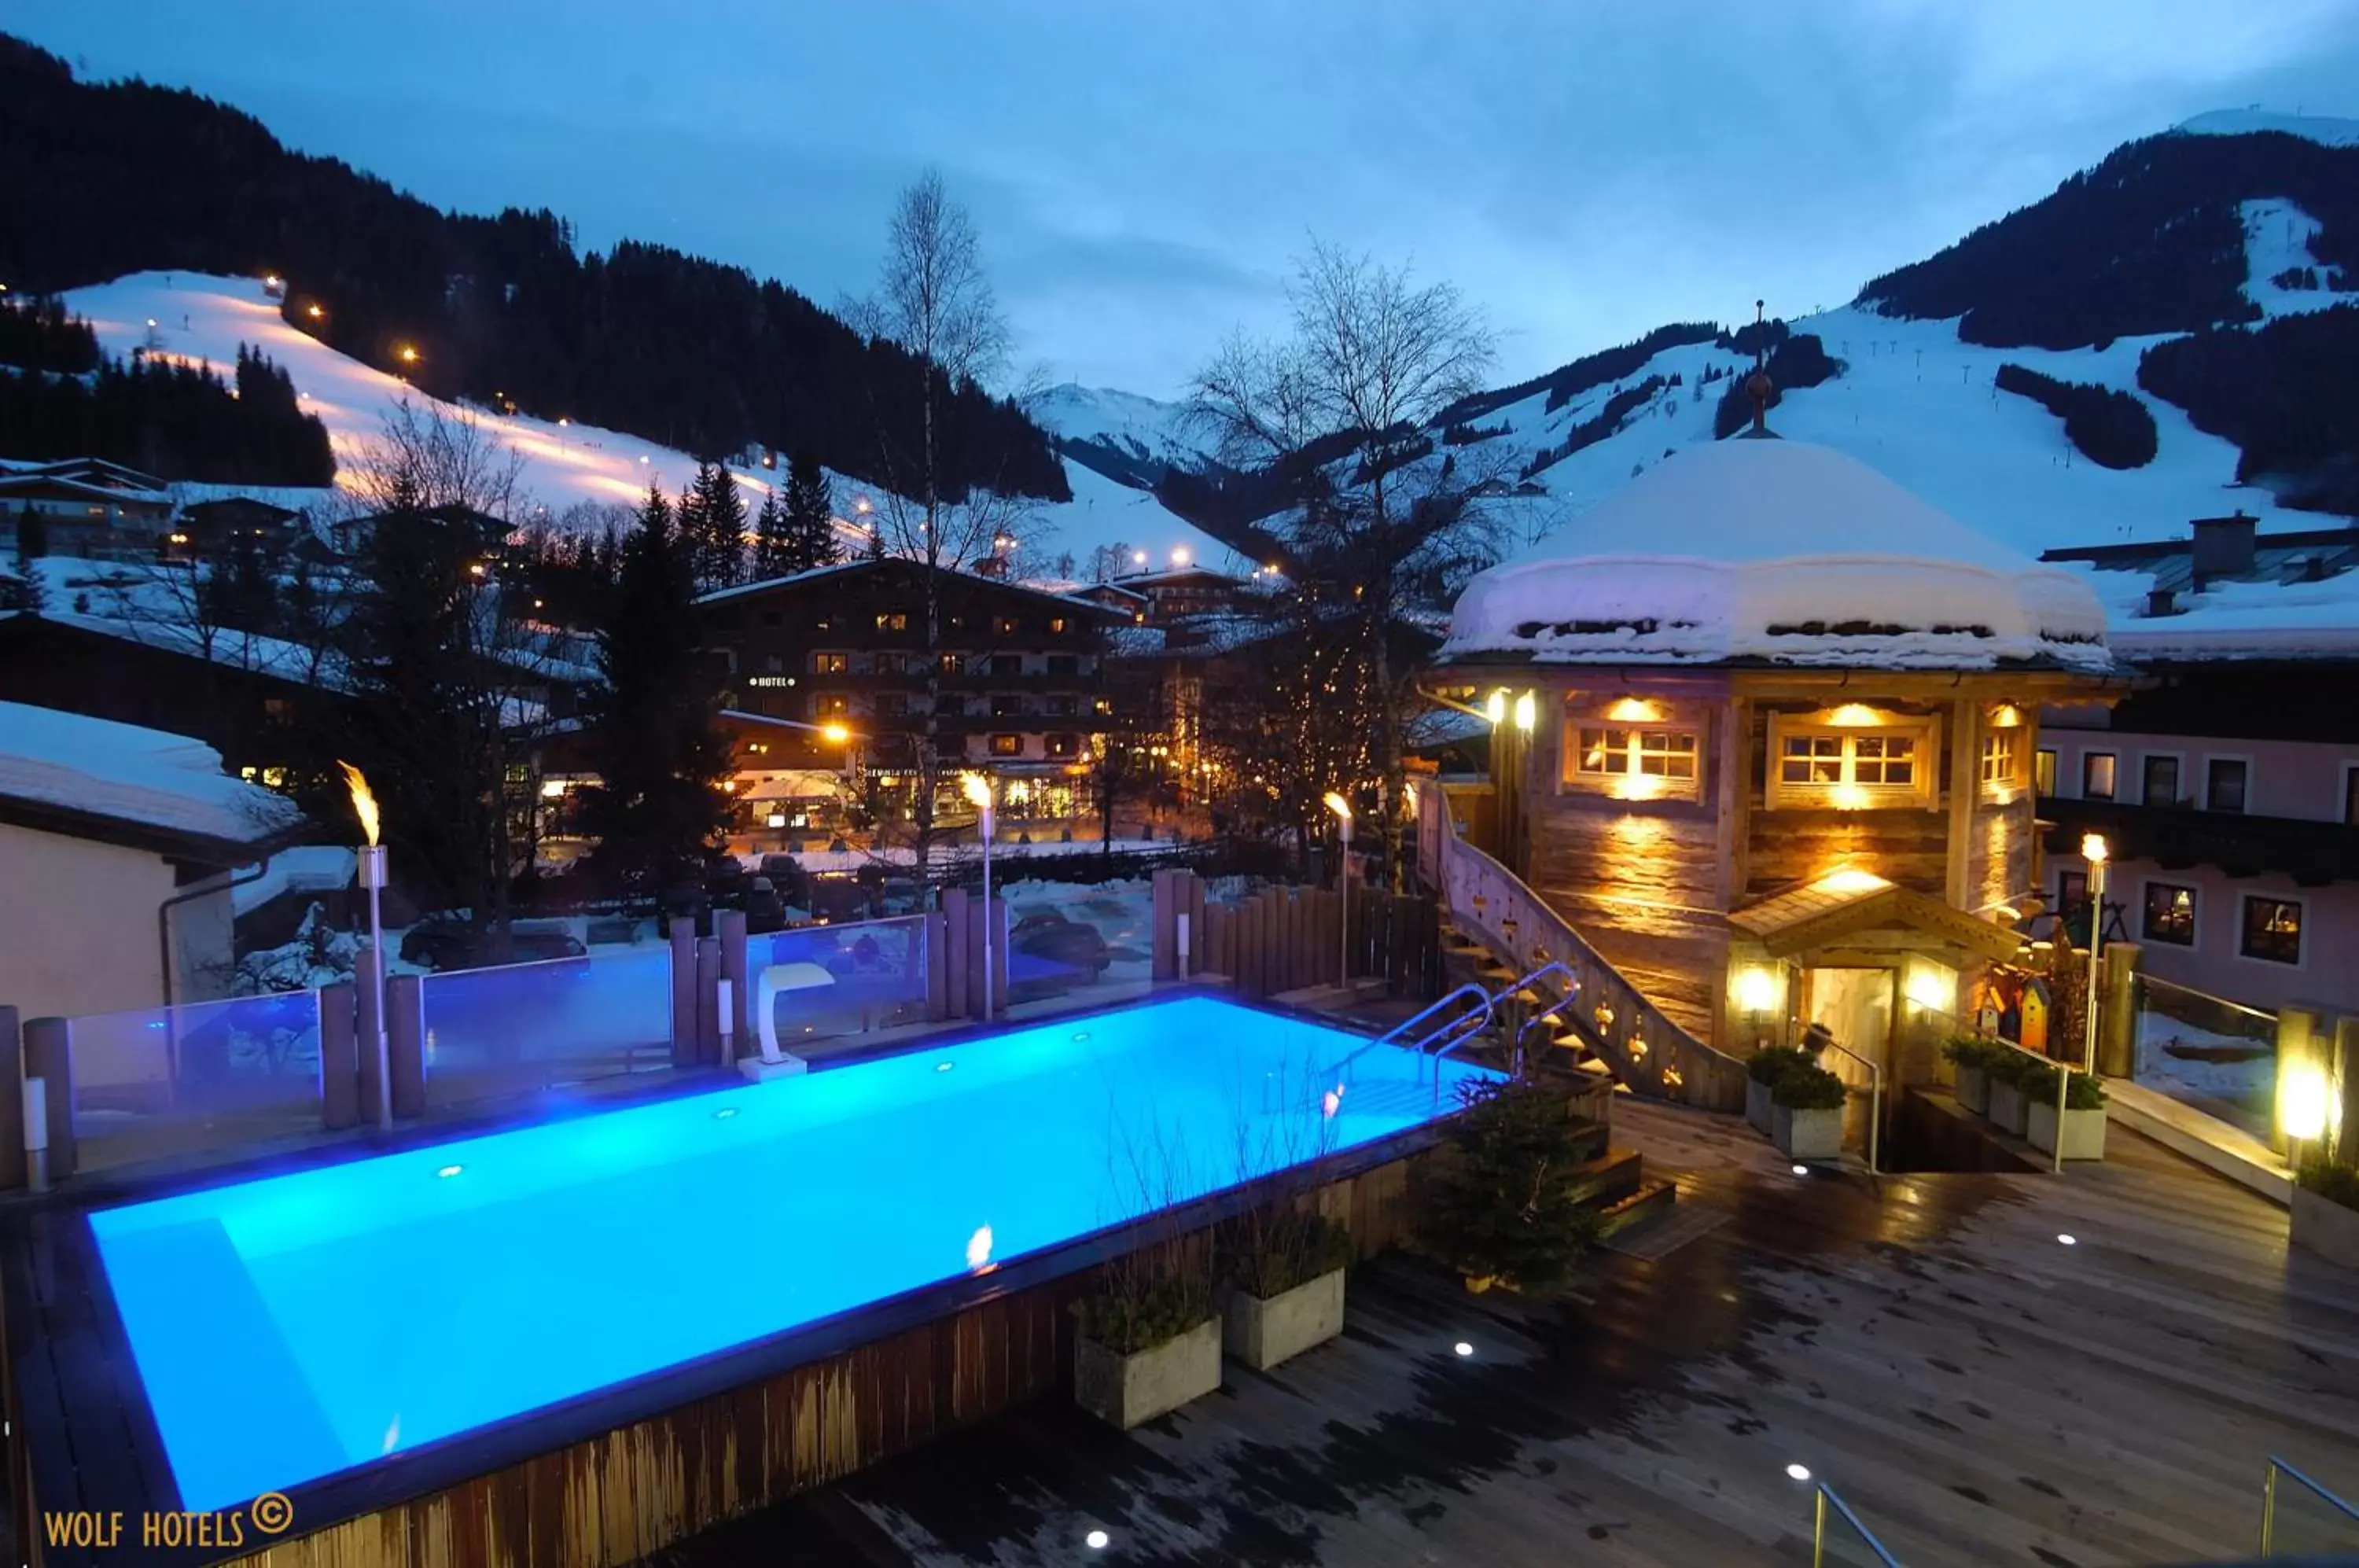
xmin=1985 ymin=1053 xmax=2036 ymax=1137
xmin=1943 ymin=1036 xmax=2000 ymax=1116
xmin=1071 ymin=1237 xmax=1220 ymax=1429
xmin=2026 ymin=1068 xmax=2108 ymax=1160
xmin=1419 ymin=1077 xmax=1604 ymax=1295
xmin=2292 ymin=1160 xmax=2359 ymax=1269
xmin=1745 ymin=1046 xmax=1810 ymax=1134
xmin=1222 ymin=1209 xmax=1355 ymax=1371
xmin=1771 ymin=1063 xmax=1847 ymax=1161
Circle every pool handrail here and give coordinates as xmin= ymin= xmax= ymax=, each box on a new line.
xmin=1500 ymin=960 xmax=1580 ymax=1074
xmin=1330 ymin=982 xmax=1496 ymax=1080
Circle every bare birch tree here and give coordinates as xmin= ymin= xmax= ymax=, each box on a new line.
xmin=1188 ymin=239 xmax=1507 ymax=885
xmin=842 ymin=168 xmax=1038 ymax=889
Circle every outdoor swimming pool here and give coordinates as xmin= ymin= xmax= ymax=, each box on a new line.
xmin=88 ymin=993 xmax=1494 ymax=1513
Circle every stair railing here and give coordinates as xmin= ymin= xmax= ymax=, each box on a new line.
xmin=2260 ymin=1455 xmax=2359 ymax=1556
xmin=1500 ymin=960 xmax=1580 ymax=1076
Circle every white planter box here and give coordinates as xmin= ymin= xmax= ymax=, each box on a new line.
xmin=1772 ymin=1103 xmax=1843 ymax=1161
xmin=2292 ymin=1186 xmax=2359 ymax=1269
xmin=1745 ymin=1077 xmax=1772 ymax=1134
xmin=1953 ymin=1064 xmax=1989 ymax=1117
xmin=2027 ymin=1102 xmax=2108 ymax=1161
xmin=1987 ymin=1080 xmax=2031 ymax=1137
xmin=1222 ymin=1268 xmax=1345 ymax=1371
xmin=1074 ymin=1316 xmax=1221 ymax=1429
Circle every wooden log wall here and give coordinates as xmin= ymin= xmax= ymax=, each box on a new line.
xmin=222 ymin=1150 xmax=1432 ymax=1568
xmin=1192 ymin=880 xmax=1441 ymax=1003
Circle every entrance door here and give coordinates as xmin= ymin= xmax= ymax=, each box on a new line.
xmin=1805 ymin=967 xmax=1895 ymax=1150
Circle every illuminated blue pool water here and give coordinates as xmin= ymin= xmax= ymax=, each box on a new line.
xmin=89 ymin=994 xmax=1494 ymax=1511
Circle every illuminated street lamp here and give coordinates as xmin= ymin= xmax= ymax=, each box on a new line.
xmin=2080 ymin=833 xmax=2109 ymax=1073
xmin=962 ymin=772 xmax=997 ymax=1018
xmin=396 ymin=344 xmax=420 ymax=365
xmin=1324 ymin=791 xmax=1354 ymax=990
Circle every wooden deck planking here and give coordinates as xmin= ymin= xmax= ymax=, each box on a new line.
xmin=650 ymin=1099 xmax=2359 ymax=1567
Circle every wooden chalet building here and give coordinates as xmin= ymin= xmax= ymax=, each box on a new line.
xmin=695 ymin=560 xmax=1126 ymax=829
xmin=1430 ymin=434 xmax=2120 ymax=1092
xmin=0 ymin=458 xmax=174 ymax=558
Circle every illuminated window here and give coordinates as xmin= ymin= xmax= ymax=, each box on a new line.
xmin=1573 ymin=727 xmax=1697 ymax=780
xmin=814 ymin=692 xmax=850 ymax=719
xmin=2141 ymin=882 xmax=2195 ymax=947
xmin=1766 ymin=711 xmax=1938 ymax=809
xmin=874 ymin=612 xmax=907 ymax=632
xmin=2239 ymin=895 xmax=2302 ymax=966
xmin=2034 ymin=747 xmax=2057 ymax=796
xmin=1979 ymin=729 xmax=2022 ymax=790
xmin=989 ymin=733 xmax=1024 ymax=757
xmin=1048 ymin=617 xmax=1068 ymax=634
xmin=993 ymin=615 xmax=1020 ymax=635
xmin=811 ymin=652 xmax=848 ymax=675
xmin=938 ymin=652 xmax=964 ymax=675
xmin=2082 ymin=751 xmax=2116 ymax=801
xmin=1046 ymin=733 xmax=1079 ymax=758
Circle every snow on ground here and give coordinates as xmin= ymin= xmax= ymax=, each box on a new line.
xmin=1029 ymin=383 xmax=1214 ymax=473
xmin=1016 ymin=457 xmax=1242 ymax=578
xmin=2173 ymin=109 xmax=2359 ymax=148
xmin=2239 ymin=199 xmax=2351 ymax=317
xmin=0 ymin=698 xmax=299 ymax=844
xmin=2134 ymin=1008 xmax=2274 ymax=1135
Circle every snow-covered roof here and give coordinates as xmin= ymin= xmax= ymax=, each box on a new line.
xmin=1440 ymin=440 xmax=2112 ymax=672
xmin=0 ymin=701 xmax=302 ymax=852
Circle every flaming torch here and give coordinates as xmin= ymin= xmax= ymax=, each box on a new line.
xmin=1323 ymin=791 xmax=1354 ymax=991
xmin=339 ymin=760 xmax=392 ymax=1131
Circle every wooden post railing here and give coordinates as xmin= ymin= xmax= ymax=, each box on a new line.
xmin=1417 ymin=779 xmax=1750 ymax=1113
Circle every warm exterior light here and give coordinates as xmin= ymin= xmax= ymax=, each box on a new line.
xmin=1485 ymin=689 xmax=1507 ymax=726
xmin=961 ymin=771 xmax=995 ymax=812
xmin=1736 ymin=967 xmax=1777 ymax=1013
xmin=1904 ymin=964 xmax=1952 ymax=1010
xmin=2282 ymin=1062 xmax=2331 ymax=1142
xmin=1990 ymin=704 xmax=2024 ymax=728
xmin=397 ymin=344 xmax=419 ymax=364
xmin=1323 ymin=791 xmax=1352 ymax=823
xmin=855 ymin=496 xmax=873 ymax=514
xmin=1816 ymin=867 xmax=1890 ymax=896
xmin=2081 ymin=833 xmax=2109 ymax=866
xmin=263 ymin=274 xmax=282 ymax=289
xmin=337 ymin=760 xmax=381 ymax=846
xmin=306 ymin=303 xmax=325 ymax=318
xmin=1513 ymin=690 xmax=1536 ymax=733
xmin=539 ymin=778 xmax=566 ymax=798
xmin=766 ymin=812 xmax=786 ymax=829
xmin=1828 ymin=703 xmax=1881 ymax=727
xmin=820 ymin=722 xmax=851 ymax=745
xmin=1605 ymin=696 xmax=1662 ymax=723
xmin=1172 ymin=546 xmax=1191 ymax=565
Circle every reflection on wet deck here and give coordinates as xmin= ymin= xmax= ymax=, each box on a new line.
xmin=651 ymin=1100 xmax=2359 ymax=1568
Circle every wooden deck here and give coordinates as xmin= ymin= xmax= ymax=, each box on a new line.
xmin=650 ymin=1102 xmax=2359 ymax=1567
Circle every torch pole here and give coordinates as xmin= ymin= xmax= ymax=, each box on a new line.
xmin=359 ymin=843 xmax=391 ymax=1131
xmin=1338 ymin=815 xmax=1352 ymax=992
xmin=979 ymin=804 xmax=994 ymax=1021
xmin=2082 ymin=856 xmax=2107 ymax=1076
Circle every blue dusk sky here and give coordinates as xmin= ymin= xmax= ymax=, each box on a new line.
xmin=11 ymin=0 xmax=2359 ymax=396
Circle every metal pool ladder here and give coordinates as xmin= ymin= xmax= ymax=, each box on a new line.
xmin=1330 ymin=982 xmax=1496 ymax=1089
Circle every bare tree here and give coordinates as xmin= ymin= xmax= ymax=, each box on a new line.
xmin=842 ymin=168 xmax=1039 ymax=889
xmin=344 ymin=396 xmax=529 ymax=521
xmin=1188 ymin=239 xmax=1508 ymax=885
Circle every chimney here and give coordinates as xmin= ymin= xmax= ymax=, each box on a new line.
xmin=2189 ymin=510 xmax=2257 ymax=589
xmin=2144 ymin=587 xmax=2178 ymax=617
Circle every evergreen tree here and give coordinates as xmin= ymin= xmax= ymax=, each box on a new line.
xmin=781 ymin=449 xmax=838 ymax=572
xmin=679 ymin=460 xmax=745 ymax=592
xmin=580 ymin=484 xmax=731 ymax=896
xmin=750 ymin=486 xmax=793 ymax=581
xmin=1417 ymin=1077 xmax=1606 ymax=1293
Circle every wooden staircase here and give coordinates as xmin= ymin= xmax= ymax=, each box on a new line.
xmin=1433 ymin=916 xmax=1680 ymax=1246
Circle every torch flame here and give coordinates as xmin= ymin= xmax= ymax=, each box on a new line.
xmin=337 ymin=759 xmax=381 ymax=846
xmin=966 ymin=1224 xmax=995 ymax=1272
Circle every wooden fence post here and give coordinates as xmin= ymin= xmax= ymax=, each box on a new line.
xmin=926 ymin=911 xmax=950 ymax=1021
xmin=1151 ymin=869 xmax=1178 ymax=981
xmin=695 ymin=935 xmax=723 ymax=1062
xmin=2096 ymin=941 xmax=2140 ymax=1080
xmin=355 ymin=946 xmax=387 ymax=1120
xmin=717 ymin=910 xmax=750 ymax=1058
xmin=0 ymin=1007 xmax=22 ymax=1191
xmin=669 ymin=917 xmax=698 ymax=1066
xmin=319 ymin=981 xmax=359 ymax=1130
xmin=387 ymin=972 xmax=425 ymax=1117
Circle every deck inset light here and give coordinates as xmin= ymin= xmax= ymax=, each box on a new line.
xmin=712 ymin=1106 xmax=738 ymax=1120
xmin=1086 ymin=1529 xmax=1110 ymax=1550
xmin=1787 ymin=1463 xmax=1812 ymax=1482
xmin=1791 ymin=1163 xmax=1810 ymax=1176
xmin=2057 ymin=1233 xmax=2077 ymax=1246
xmin=1070 ymin=1031 xmax=1091 ymax=1043
xmin=935 ymin=1060 xmax=955 ymax=1073
xmin=436 ymin=1165 xmax=463 ymax=1180
xmin=1453 ymin=1341 xmax=1474 ymax=1357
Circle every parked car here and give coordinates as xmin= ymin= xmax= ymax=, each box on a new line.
xmin=399 ymin=918 xmax=587 ymax=972
xmin=757 ymin=854 xmax=810 ymax=905
xmin=1012 ymin=911 xmax=1110 ymax=974
xmin=742 ymin=876 xmax=786 ymax=933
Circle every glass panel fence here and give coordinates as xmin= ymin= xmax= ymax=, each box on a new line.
xmin=65 ymin=989 xmax=324 ymax=1172
xmin=421 ymin=944 xmax=674 ymax=1110
xmin=2262 ymin=1457 xmax=2359 ymax=1559
xmin=2134 ymin=974 xmax=2276 ymax=1139
xmin=756 ymin=915 xmax=929 ymax=1048
xmin=999 ymin=875 xmax=1155 ymax=1012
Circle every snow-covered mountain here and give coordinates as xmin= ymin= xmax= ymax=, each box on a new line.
xmin=2175 ymin=109 xmax=2359 ymax=148
xmin=1026 ymin=383 xmax=1220 ymax=486
xmin=57 ymin=271 xmax=1240 ymax=581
